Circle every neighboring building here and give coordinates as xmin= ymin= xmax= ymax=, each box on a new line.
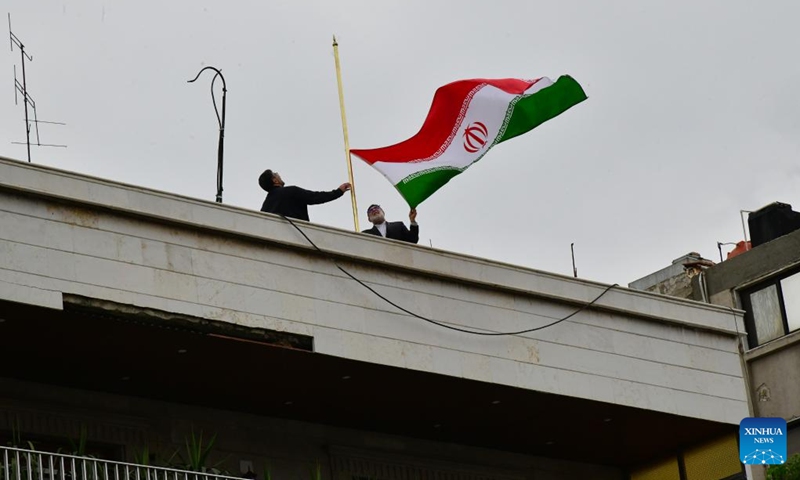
xmin=631 ymin=201 xmax=800 ymax=479
xmin=629 ymin=252 xmax=716 ymax=299
xmin=1 ymin=156 xmax=749 ymax=480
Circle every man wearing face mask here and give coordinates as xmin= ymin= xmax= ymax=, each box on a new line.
xmin=361 ymin=204 xmax=419 ymax=244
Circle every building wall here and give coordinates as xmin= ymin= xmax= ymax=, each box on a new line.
xmin=698 ymin=227 xmax=800 ymax=424
xmin=629 ymin=253 xmax=707 ymax=299
xmin=0 ymin=377 xmax=623 ymax=480
xmin=642 ymin=272 xmax=694 ymax=299
xmin=746 ymin=332 xmax=800 ymax=421
xmin=0 ymin=157 xmax=748 ymax=425
xmin=702 ymin=229 xmax=800 ymax=297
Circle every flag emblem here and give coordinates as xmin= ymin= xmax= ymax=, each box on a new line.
xmin=463 ymin=121 xmax=488 ymax=153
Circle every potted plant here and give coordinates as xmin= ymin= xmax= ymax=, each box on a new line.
xmin=168 ymin=428 xmax=228 ymax=475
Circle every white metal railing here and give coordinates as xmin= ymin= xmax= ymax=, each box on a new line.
xmin=1 ymin=447 xmax=247 ymax=480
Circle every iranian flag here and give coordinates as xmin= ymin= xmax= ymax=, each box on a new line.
xmin=351 ymin=75 xmax=587 ymax=208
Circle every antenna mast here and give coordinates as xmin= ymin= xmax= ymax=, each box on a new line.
xmin=188 ymin=66 xmax=227 ymax=203
xmin=9 ymin=14 xmax=66 ymax=162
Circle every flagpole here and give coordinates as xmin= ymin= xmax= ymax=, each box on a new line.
xmin=332 ymin=35 xmax=360 ymax=232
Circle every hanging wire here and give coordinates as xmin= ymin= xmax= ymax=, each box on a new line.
xmin=279 ymin=214 xmax=618 ymax=336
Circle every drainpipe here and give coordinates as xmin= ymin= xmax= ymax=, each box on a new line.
xmin=698 ymin=271 xmax=709 ymax=303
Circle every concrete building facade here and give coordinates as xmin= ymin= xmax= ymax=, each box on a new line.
xmin=695 ymin=215 xmax=800 ymax=456
xmin=630 ymin=202 xmax=800 ymax=479
xmin=1 ymin=156 xmax=749 ymax=479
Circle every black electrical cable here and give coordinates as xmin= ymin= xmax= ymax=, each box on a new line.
xmin=210 ymin=73 xmax=223 ymax=128
xmin=280 ymin=214 xmax=618 ymax=336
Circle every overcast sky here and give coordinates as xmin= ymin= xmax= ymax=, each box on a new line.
xmin=3 ymin=1 xmax=799 ymax=286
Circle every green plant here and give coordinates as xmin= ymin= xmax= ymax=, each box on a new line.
xmin=2 ymin=417 xmax=39 ymax=480
xmin=2 ymin=424 xmax=39 ymax=480
xmin=185 ymin=428 xmax=216 ymax=472
xmin=67 ymin=424 xmax=90 ymax=457
xmin=262 ymin=461 xmax=272 ymax=480
xmin=309 ymin=461 xmax=322 ymax=480
xmin=168 ymin=428 xmax=225 ymax=473
xmin=9 ymin=416 xmax=22 ymax=447
xmin=7 ymin=416 xmax=35 ymax=451
xmin=133 ymin=444 xmax=151 ymax=466
xmin=768 ymin=454 xmax=800 ymax=480
xmin=62 ymin=425 xmax=107 ymax=480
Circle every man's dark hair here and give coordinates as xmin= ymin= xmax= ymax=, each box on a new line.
xmin=259 ymin=169 xmax=276 ymax=192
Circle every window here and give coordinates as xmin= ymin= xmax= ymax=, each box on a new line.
xmin=741 ymin=269 xmax=800 ymax=348
xmin=781 ymin=273 xmax=800 ymax=333
xmin=750 ymin=285 xmax=783 ymax=344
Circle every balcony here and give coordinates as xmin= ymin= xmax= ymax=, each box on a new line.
xmin=1 ymin=447 xmax=247 ymax=480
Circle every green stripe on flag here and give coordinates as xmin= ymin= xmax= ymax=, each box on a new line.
xmin=497 ymin=75 xmax=587 ymax=144
xmin=396 ymin=168 xmax=462 ymax=208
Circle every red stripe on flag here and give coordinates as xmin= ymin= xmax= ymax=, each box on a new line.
xmin=351 ymin=78 xmax=540 ymax=165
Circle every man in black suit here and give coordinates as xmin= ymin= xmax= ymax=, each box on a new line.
xmin=259 ymin=169 xmax=351 ymax=221
xmin=361 ymin=204 xmax=419 ymax=244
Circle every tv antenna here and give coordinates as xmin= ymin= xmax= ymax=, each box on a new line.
xmin=9 ymin=14 xmax=66 ymax=162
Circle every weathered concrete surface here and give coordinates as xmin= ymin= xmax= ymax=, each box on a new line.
xmin=745 ymin=330 xmax=800 ymax=422
xmin=0 ymin=156 xmax=748 ymax=425
xmin=702 ymin=227 xmax=800 ymax=297
xmin=629 ymin=252 xmax=705 ymax=297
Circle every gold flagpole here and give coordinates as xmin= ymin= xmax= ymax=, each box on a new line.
xmin=332 ymin=35 xmax=360 ymax=232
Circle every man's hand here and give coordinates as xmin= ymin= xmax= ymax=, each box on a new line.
xmin=339 ymin=183 xmax=352 ymax=192
xmin=409 ymin=208 xmax=417 ymax=223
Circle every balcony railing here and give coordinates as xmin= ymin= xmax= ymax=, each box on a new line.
xmin=1 ymin=447 xmax=247 ymax=480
